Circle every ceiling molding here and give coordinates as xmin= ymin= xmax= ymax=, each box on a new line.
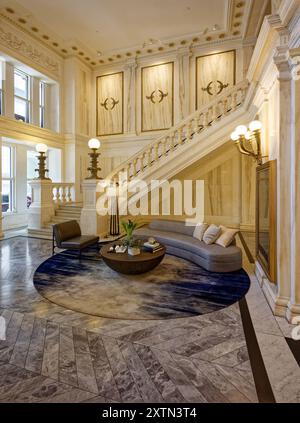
xmin=0 ymin=0 xmax=253 ymax=68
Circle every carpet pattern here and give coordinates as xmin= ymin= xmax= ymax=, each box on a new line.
xmin=33 ymin=248 xmax=250 ymax=320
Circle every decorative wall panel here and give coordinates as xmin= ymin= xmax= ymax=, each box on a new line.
xmin=196 ymin=50 xmax=236 ymax=109
xmin=141 ymin=62 xmax=174 ymax=132
xmin=97 ymin=72 xmax=123 ymax=136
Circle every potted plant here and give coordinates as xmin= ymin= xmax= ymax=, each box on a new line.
xmin=121 ymin=220 xmax=141 ymax=256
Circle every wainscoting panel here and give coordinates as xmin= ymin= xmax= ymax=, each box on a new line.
xmin=97 ymin=72 xmax=124 ymax=136
xmin=141 ymin=62 xmax=174 ymax=132
xmin=196 ymin=50 xmax=236 ymax=109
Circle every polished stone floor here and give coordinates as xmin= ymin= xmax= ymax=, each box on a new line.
xmin=0 ymin=235 xmax=299 ymax=403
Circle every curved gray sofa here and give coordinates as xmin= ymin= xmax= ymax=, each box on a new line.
xmin=135 ymin=220 xmax=242 ymax=273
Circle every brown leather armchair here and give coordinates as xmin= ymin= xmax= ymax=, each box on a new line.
xmin=52 ymin=220 xmax=99 ymax=256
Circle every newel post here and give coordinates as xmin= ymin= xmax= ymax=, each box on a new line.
xmin=80 ymin=180 xmax=108 ymax=236
xmin=28 ymin=180 xmax=55 ymax=230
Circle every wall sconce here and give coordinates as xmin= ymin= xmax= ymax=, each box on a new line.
xmin=86 ymin=138 xmax=102 ymax=180
xmin=35 ymin=143 xmax=50 ymax=180
xmin=231 ymin=120 xmax=265 ymax=165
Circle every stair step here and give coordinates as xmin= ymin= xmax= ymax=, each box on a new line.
xmin=55 ymin=211 xmax=81 ymax=218
xmin=49 ymin=217 xmax=81 ymax=224
xmin=57 ymin=205 xmax=83 ymax=211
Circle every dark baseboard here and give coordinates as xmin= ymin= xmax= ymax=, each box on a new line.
xmin=239 ymin=297 xmax=276 ymax=403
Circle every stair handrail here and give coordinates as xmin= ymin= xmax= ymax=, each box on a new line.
xmin=102 ymin=79 xmax=249 ymax=185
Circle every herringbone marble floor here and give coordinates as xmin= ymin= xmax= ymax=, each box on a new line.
xmin=0 ymin=237 xmax=258 ymax=403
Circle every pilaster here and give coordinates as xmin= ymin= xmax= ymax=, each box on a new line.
xmin=4 ymin=62 xmax=14 ymax=119
xmin=125 ymin=59 xmax=137 ymax=135
xmin=176 ymin=47 xmax=192 ymax=122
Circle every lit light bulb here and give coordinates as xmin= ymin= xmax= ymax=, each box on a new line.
xmin=231 ymin=131 xmax=239 ymax=141
xmin=36 ymin=143 xmax=48 ymax=153
xmin=249 ymin=120 xmax=262 ymax=132
xmin=245 ymin=131 xmax=252 ymax=140
xmin=235 ymin=125 xmax=248 ymax=136
xmin=88 ymin=138 xmax=101 ymax=150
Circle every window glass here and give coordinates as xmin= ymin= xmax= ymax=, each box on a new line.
xmin=1 ymin=146 xmax=14 ymax=213
xmin=14 ymin=71 xmax=28 ymax=98
xmin=14 ymin=97 xmax=28 ymax=123
xmin=1 ymin=145 xmax=11 ymax=178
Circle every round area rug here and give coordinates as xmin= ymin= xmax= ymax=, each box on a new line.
xmin=33 ymin=248 xmax=250 ymax=320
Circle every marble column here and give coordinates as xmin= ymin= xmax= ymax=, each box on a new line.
xmin=287 ymin=53 xmax=300 ymax=320
xmin=273 ymin=47 xmax=294 ymax=317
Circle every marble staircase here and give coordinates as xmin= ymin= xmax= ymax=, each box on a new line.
xmin=28 ymin=203 xmax=83 ymax=239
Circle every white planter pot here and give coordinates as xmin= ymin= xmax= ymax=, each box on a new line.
xmin=128 ymin=247 xmax=140 ymax=256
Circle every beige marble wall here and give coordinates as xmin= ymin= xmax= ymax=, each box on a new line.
xmin=97 ymin=72 xmax=124 ymax=136
xmin=141 ymin=62 xmax=174 ymax=132
xmin=196 ymin=51 xmax=236 ymax=108
xmin=136 ymin=142 xmax=254 ymax=228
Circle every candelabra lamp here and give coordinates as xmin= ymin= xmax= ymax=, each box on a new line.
xmin=231 ymin=121 xmax=265 ymax=165
xmin=109 ymin=181 xmax=120 ymax=236
xmin=87 ymin=138 xmax=102 ymax=179
xmin=35 ymin=143 xmax=50 ymax=180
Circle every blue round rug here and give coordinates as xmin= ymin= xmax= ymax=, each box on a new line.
xmin=33 ymin=248 xmax=250 ymax=320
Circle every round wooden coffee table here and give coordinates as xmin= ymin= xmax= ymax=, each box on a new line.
xmin=100 ymin=243 xmax=166 ymax=275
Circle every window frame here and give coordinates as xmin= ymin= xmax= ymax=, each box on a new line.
xmin=1 ymin=144 xmax=16 ymax=214
xmin=14 ymin=69 xmax=31 ymax=123
xmin=39 ymin=81 xmax=46 ymax=128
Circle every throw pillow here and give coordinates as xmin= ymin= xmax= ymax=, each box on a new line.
xmin=193 ymin=223 xmax=209 ymax=241
xmin=215 ymin=225 xmax=239 ymax=248
xmin=203 ymin=224 xmax=221 ymax=245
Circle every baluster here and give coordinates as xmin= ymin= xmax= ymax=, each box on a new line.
xmin=232 ymin=92 xmax=238 ymax=110
xmin=187 ymin=121 xmax=193 ymax=140
xmin=161 ymin=138 xmax=167 ymax=156
xmin=207 ymin=108 xmax=213 ymax=125
xmin=140 ymin=154 xmax=145 ymax=171
xmin=154 ymin=143 xmax=159 ymax=162
xmin=61 ymin=186 xmax=67 ymax=203
xmin=67 ymin=185 xmax=72 ymax=202
xmin=197 ymin=113 xmax=204 ymax=132
xmin=53 ymin=185 xmax=58 ymax=204
xmin=177 ymin=128 xmax=183 ymax=145
xmin=147 ymin=148 xmax=152 ymax=167
xmin=132 ymin=159 xmax=137 ymax=177
xmin=227 ymin=94 xmax=233 ymax=111
xmin=223 ymin=97 xmax=228 ymax=115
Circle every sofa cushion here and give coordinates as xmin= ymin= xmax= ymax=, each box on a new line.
xmin=61 ymin=235 xmax=99 ymax=250
xmin=203 ymin=224 xmax=221 ymax=245
xmin=134 ymin=227 xmax=241 ymax=264
xmin=148 ymin=220 xmax=195 ymax=236
xmin=215 ymin=225 xmax=239 ymax=248
xmin=193 ymin=223 xmax=209 ymax=241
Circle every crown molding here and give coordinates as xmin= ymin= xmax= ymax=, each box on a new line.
xmin=0 ymin=18 xmax=62 ymax=80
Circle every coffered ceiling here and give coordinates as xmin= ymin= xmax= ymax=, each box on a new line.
xmin=0 ymin=0 xmax=270 ymax=66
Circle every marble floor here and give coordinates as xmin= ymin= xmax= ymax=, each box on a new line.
xmin=0 ymin=234 xmax=299 ymax=403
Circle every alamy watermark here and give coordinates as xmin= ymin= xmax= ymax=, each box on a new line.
xmin=96 ymin=172 xmax=205 ymax=225
xmin=0 ymin=316 xmax=6 ymax=341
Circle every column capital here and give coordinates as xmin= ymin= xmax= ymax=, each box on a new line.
xmin=274 ymin=47 xmax=295 ymax=80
